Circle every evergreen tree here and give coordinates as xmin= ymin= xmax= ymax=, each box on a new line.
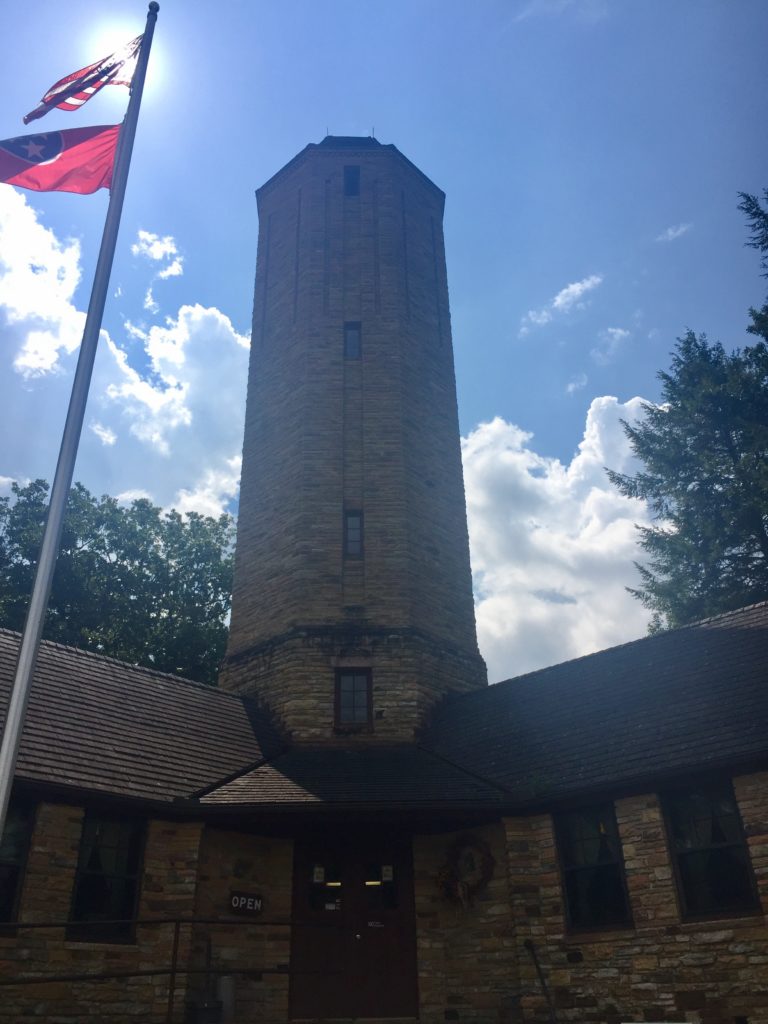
xmin=608 ymin=333 xmax=768 ymax=630
xmin=609 ymin=192 xmax=768 ymax=631
xmin=738 ymin=189 xmax=768 ymax=342
xmin=0 ymin=481 xmax=234 ymax=684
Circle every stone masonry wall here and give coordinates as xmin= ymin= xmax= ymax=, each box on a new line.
xmin=0 ymin=802 xmax=203 ymax=1023
xmin=189 ymin=826 xmax=294 ymax=1024
xmin=414 ymin=823 xmax=519 ymax=1024
xmin=505 ymin=772 xmax=768 ymax=1023
xmin=222 ymin=627 xmax=485 ymax=742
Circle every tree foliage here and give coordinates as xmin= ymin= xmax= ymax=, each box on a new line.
xmin=738 ymin=188 xmax=768 ymax=343
xmin=609 ymin=192 xmax=768 ymax=631
xmin=0 ymin=481 xmax=235 ymax=684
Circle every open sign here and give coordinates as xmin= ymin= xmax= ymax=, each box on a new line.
xmin=229 ymin=890 xmax=263 ymax=915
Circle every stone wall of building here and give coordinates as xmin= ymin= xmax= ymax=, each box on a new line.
xmin=189 ymin=826 xmax=294 ymax=1024
xmin=414 ymin=823 xmax=518 ymax=1024
xmin=6 ymin=792 xmax=767 ymax=1023
xmin=222 ymin=627 xmax=486 ymax=742
xmin=504 ymin=772 xmax=768 ymax=1023
xmin=0 ymin=802 xmax=203 ymax=1023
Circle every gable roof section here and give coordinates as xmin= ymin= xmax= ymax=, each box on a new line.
xmin=421 ymin=602 xmax=768 ymax=807
xmin=197 ymin=744 xmax=509 ymax=810
xmin=0 ymin=629 xmax=284 ymax=805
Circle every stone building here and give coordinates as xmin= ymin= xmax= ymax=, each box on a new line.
xmin=1 ymin=137 xmax=767 ymax=1024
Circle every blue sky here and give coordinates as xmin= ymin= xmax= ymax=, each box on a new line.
xmin=1 ymin=0 xmax=766 ymax=680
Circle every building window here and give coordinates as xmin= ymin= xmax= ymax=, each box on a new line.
xmin=344 ymin=321 xmax=362 ymax=359
xmin=555 ymin=803 xmax=632 ymax=930
xmin=344 ymin=509 xmax=364 ymax=557
xmin=344 ymin=165 xmax=360 ymax=196
xmin=0 ymin=803 xmax=34 ymax=924
xmin=69 ymin=813 xmax=145 ymax=943
xmin=335 ymin=669 xmax=372 ymax=729
xmin=664 ymin=782 xmax=759 ymax=920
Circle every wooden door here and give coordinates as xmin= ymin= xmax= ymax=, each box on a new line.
xmin=290 ymin=833 xmax=418 ymax=1019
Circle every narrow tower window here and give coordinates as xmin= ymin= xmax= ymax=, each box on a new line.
xmin=344 ymin=322 xmax=362 ymax=359
xmin=344 ymin=165 xmax=360 ymax=196
xmin=335 ymin=669 xmax=372 ymax=728
xmin=344 ymin=509 xmax=364 ymax=557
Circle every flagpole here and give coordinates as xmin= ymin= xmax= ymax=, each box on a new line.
xmin=0 ymin=2 xmax=160 ymax=841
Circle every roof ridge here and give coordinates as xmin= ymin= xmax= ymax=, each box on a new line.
xmin=0 ymin=626 xmax=242 ymax=700
xmin=415 ymin=742 xmax=513 ymax=799
xmin=188 ymin=745 xmax=289 ymax=800
xmin=486 ymin=599 xmax=768 ymax=691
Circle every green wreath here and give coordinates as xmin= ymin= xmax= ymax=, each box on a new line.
xmin=438 ymin=834 xmax=495 ymax=906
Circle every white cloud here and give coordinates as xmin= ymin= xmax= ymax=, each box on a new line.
xmin=158 ymin=258 xmax=183 ymax=280
xmin=174 ymin=456 xmax=242 ymax=518
xmin=131 ymin=229 xmax=184 ymax=316
xmin=520 ymin=273 xmax=603 ymax=335
xmin=0 ymin=188 xmax=85 ymax=378
xmin=90 ymin=422 xmax=117 ymax=446
xmin=0 ymin=190 xmax=250 ymax=517
xmin=462 ymin=397 xmax=652 ymax=681
xmin=131 ymin=230 xmax=179 ymax=262
xmin=552 ymin=274 xmax=603 ymax=312
xmin=591 ymin=326 xmax=630 ymax=365
xmin=566 ymin=372 xmax=587 ymax=394
xmin=115 ymin=488 xmax=153 ymax=505
xmin=103 ymin=303 xmax=250 ymax=462
xmin=656 ymin=223 xmax=691 ymax=243
xmin=523 ymin=308 xmax=552 ymax=327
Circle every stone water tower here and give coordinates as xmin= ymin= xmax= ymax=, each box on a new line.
xmin=220 ymin=137 xmax=486 ymax=740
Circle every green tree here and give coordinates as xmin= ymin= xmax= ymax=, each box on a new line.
xmin=609 ymin=192 xmax=768 ymax=631
xmin=738 ymin=189 xmax=768 ymax=342
xmin=0 ymin=481 xmax=235 ymax=684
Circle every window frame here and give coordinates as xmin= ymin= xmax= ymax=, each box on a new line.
xmin=67 ymin=811 xmax=146 ymax=944
xmin=343 ymin=165 xmax=360 ymax=197
xmin=343 ymin=321 xmax=362 ymax=359
xmin=553 ymin=801 xmax=633 ymax=933
xmin=343 ymin=509 xmax=364 ymax=559
xmin=0 ymin=801 xmax=35 ymax=927
xmin=661 ymin=780 xmax=761 ymax=922
xmin=334 ymin=668 xmax=373 ymax=732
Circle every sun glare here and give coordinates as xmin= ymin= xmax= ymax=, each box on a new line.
xmin=80 ymin=18 xmax=165 ymax=104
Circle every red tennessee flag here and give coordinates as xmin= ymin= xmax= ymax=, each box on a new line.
xmin=24 ymin=36 xmax=142 ymax=125
xmin=0 ymin=126 xmax=119 ymax=195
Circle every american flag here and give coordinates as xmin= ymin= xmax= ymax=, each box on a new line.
xmin=23 ymin=36 xmax=142 ymax=125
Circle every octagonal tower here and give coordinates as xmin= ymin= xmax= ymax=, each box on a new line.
xmin=220 ymin=137 xmax=486 ymax=741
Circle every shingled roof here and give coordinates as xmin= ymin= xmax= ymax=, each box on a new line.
xmin=197 ymin=745 xmax=509 ymax=810
xmin=2 ymin=603 xmax=766 ymax=814
xmin=0 ymin=629 xmax=283 ymax=805
xmin=421 ymin=602 xmax=768 ymax=808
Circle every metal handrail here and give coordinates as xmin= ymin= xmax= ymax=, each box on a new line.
xmin=0 ymin=914 xmax=339 ymax=1024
